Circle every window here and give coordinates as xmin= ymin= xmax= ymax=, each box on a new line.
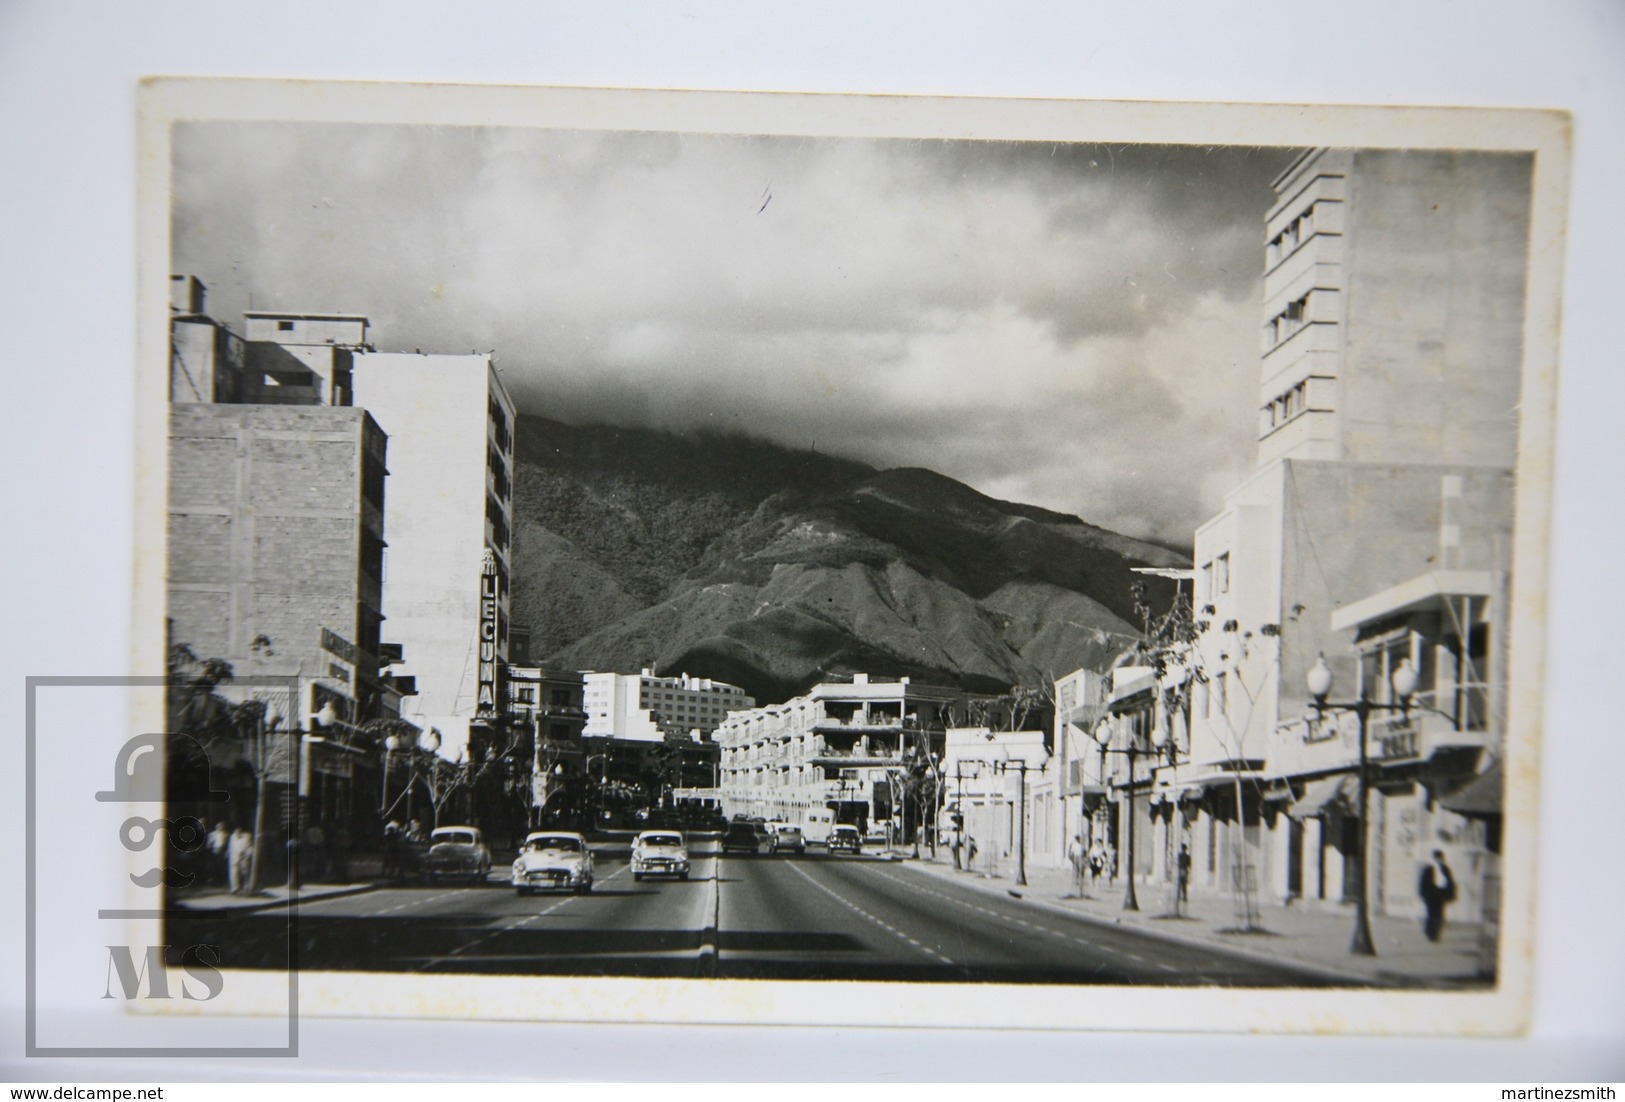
xmin=1215 ymin=553 xmax=1230 ymax=596
xmin=277 ymin=320 xmax=295 ymax=332
xmin=1268 ymin=292 xmax=1313 ymax=347
xmin=1268 ymin=203 xmax=1315 ymax=266
xmin=1214 ymin=672 xmax=1228 ymax=717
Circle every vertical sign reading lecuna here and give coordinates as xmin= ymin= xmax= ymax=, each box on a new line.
xmin=476 ymin=549 xmax=500 ymax=717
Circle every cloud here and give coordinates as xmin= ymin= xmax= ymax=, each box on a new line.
xmin=172 ymin=122 xmax=1298 ymax=545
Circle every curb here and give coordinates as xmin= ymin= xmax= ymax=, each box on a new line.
xmin=172 ymin=881 xmax=383 ymax=916
xmin=892 ymin=859 xmax=1387 ymax=988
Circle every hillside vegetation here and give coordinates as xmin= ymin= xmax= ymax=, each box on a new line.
xmin=508 ymin=416 xmax=1189 ymax=704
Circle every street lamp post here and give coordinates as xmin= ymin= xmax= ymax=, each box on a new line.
xmin=1306 ymin=653 xmax=1418 ymax=957
xmin=382 ymin=732 xmax=403 ymax=823
xmin=990 ymin=758 xmax=1042 ymax=888
xmin=585 ymin=753 xmax=610 ymax=830
xmin=1094 ymin=716 xmax=1142 ymax=912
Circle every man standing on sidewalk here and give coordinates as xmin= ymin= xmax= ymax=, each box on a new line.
xmin=1177 ymin=843 xmax=1191 ymax=905
xmin=1068 ymin=834 xmax=1087 ymax=896
xmin=1419 ymin=849 xmax=1457 ymax=942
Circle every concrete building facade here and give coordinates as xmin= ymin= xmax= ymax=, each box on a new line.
xmin=170 ymin=276 xmax=247 ymax=404
xmin=582 ymin=669 xmax=755 ymax=743
xmin=715 ymin=675 xmax=964 ymax=830
xmin=1137 ymin=147 xmax=1530 ymax=924
xmin=167 ymin=403 xmax=389 ymax=723
xmin=348 ymin=350 xmax=518 ymax=758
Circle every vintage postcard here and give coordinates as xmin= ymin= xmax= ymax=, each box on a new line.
xmin=53 ymin=78 xmax=1567 ymax=1046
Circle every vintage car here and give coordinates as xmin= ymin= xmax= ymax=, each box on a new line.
xmin=512 ymin=831 xmax=594 ymax=895
xmin=770 ymin=824 xmax=806 ymax=855
xmin=721 ymin=821 xmax=771 ymax=855
xmin=826 ymin=824 xmax=862 ymax=855
xmin=424 ymin=826 xmax=491 ymax=882
xmin=630 ymin=830 xmax=690 ymax=881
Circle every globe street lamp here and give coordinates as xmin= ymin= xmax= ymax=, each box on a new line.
xmin=1147 ymin=695 xmax=1185 ymax=917
xmin=1306 ymin=653 xmax=1419 ymax=956
xmin=1094 ymin=715 xmax=1142 ymax=912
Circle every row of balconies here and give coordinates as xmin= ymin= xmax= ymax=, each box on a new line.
xmin=723 ymin=735 xmax=908 ymax=765
xmin=721 ymin=704 xmax=931 ymax=744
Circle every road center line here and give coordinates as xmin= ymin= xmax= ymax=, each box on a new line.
xmin=418 ymin=863 xmax=630 ymax=970
xmin=781 ymin=859 xmax=955 ymax=966
xmin=873 ymin=866 xmax=1121 ymax=955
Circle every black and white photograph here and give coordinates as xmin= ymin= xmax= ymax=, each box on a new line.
xmin=6 ymin=1 xmax=1625 ymax=1087
xmin=103 ymin=79 xmax=1564 ymax=1036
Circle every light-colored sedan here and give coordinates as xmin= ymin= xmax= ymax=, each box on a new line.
xmin=630 ymin=831 xmax=690 ymax=881
xmin=513 ymin=831 xmax=595 ymax=895
xmin=424 ymin=826 xmax=491 ymax=882
xmin=770 ymin=824 xmax=806 ymax=854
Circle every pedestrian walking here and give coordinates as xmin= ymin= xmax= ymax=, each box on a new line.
xmin=966 ymin=835 xmax=978 ymax=870
xmin=382 ymin=821 xmax=402 ymax=878
xmin=207 ymin=821 xmax=230 ymax=885
xmin=1067 ymin=834 xmax=1087 ymax=896
xmin=1089 ymin=838 xmax=1106 ymax=884
xmin=1105 ymin=841 xmax=1117 ymax=884
xmin=228 ymin=826 xmax=253 ymax=894
xmin=1176 ymin=843 xmax=1192 ymax=905
xmin=1418 ymin=849 xmax=1457 ymax=942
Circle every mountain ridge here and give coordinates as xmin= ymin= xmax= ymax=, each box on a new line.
xmin=508 ymin=415 xmax=1188 ymax=704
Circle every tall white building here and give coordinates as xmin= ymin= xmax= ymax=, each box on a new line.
xmin=583 ymin=669 xmax=754 ymax=743
xmin=1087 ymin=149 xmax=1530 ymax=920
xmin=351 ymin=351 xmax=517 ymax=758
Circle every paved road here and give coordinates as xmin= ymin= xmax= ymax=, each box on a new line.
xmin=166 ymin=840 xmax=1335 ymax=986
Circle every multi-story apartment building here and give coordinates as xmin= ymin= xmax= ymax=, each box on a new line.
xmin=583 ymin=669 xmax=754 ymax=742
xmin=168 ymin=403 xmax=389 ymax=720
xmin=504 ymin=666 xmax=591 ymax=824
xmin=715 ymin=675 xmax=966 ymax=830
xmin=167 ymin=402 xmax=392 ymax=841
xmin=349 ymin=350 xmax=517 ymax=759
xmin=1148 ymin=148 xmax=1529 ymax=920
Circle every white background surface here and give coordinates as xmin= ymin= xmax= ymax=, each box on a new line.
xmin=2 ymin=0 xmax=1622 ymax=1083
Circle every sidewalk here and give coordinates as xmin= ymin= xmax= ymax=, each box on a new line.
xmin=169 ymin=856 xmax=391 ymax=914
xmin=897 ymin=848 xmax=1491 ymax=988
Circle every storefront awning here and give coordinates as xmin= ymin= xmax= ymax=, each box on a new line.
xmin=1440 ymin=761 xmax=1503 ymax=818
xmin=1287 ymin=774 xmax=1356 ymax=820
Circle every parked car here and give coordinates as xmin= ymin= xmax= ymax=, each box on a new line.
xmin=864 ymin=822 xmax=891 ymax=848
xmin=770 ymin=824 xmax=806 ymax=855
xmin=826 ymin=824 xmax=862 ymax=855
xmin=722 ymin=821 xmax=770 ymax=855
xmin=424 ymin=826 xmax=491 ymax=882
xmin=512 ymin=831 xmax=594 ymax=895
xmin=631 ymin=830 xmax=691 ymax=881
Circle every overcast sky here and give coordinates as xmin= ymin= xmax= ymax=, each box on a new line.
xmin=173 ymin=122 xmax=1300 ymax=546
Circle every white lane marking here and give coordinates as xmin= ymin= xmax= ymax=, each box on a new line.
xmin=417 ymin=864 xmax=629 ymax=971
xmin=782 ymin=859 xmax=955 ymax=966
xmin=870 ymin=866 xmax=1130 ymax=959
